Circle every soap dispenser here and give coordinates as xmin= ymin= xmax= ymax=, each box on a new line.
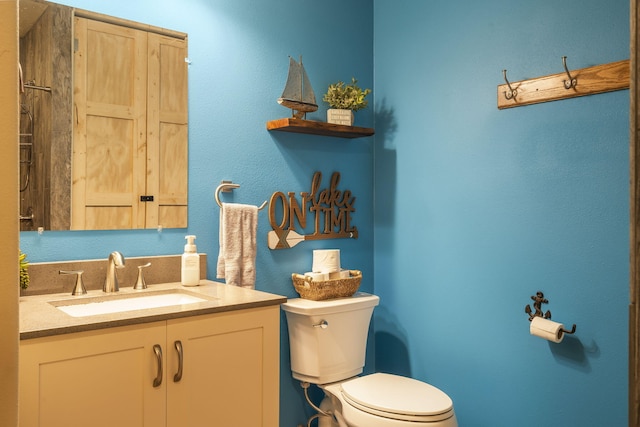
xmin=181 ymin=235 xmax=200 ymax=287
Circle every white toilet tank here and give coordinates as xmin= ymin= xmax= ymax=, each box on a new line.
xmin=281 ymin=293 xmax=380 ymax=384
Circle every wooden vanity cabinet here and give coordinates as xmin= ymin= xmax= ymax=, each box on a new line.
xmin=19 ymin=306 xmax=280 ymax=427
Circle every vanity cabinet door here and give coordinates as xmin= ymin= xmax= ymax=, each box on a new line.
xmin=166 ymin=306 xmax=280 ymax=427
xmin=19 ymin=322 xmax=167 ymax=427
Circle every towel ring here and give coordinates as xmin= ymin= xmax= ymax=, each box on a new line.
xmin=215 ymin=182 xmax=267 ymax=210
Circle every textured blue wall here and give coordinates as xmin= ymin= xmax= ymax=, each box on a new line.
xmin=373 ymin=0 xmax=629 ymax=426
xmin=19 ymin=1 xmax=373 ymax=425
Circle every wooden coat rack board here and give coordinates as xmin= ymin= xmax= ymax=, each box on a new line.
xmin=497 ymin=58 xmax=629 ymax=109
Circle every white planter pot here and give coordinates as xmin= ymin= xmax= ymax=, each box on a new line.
xmin=327 ymin=109 xmax=354 ymax=126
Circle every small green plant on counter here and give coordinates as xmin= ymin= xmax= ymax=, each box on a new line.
xmin=323 ymin=78 xmax=371 ymax=111
xmin=20 ymin=250 xmax=29 ymax=289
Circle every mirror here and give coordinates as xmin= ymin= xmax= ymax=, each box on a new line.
xmin=19 ymin=0 xmax=189 ymax=231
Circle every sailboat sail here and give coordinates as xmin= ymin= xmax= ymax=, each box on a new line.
xmin=278 ymin=56 xmax=318 ymax=118
xmin=301 ymin=61 xmax=316 ymax=105
xmin=281 ymin=57 xmax=302 ymax=102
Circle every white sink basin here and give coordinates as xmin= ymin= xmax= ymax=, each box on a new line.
xmin=51 ymin=290 xmax=209 ymax=317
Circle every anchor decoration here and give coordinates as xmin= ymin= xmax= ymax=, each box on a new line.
xmin=525 ymin=291 xmax=551 ymax=321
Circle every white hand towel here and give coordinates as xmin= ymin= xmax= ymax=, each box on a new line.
xmin=216 ymin=203 xmax=258 ymax=289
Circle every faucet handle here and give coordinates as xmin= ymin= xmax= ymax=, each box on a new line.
xmin=59 ymin=270 xmax=87 ymax=295
xmin=134 ymin=262 xmax=152 ymax=290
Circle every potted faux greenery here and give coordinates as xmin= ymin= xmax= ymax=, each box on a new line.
xmin=20 ymin=250 xmax=29 ymax=290
xmin=323 ymin=78 xmax=371 ymax=126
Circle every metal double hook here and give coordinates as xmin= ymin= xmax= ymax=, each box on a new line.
xmin=562 ymin=56 xmax=577 ymax=89
xmin=502 ymin=69 xmax=517 ymax=100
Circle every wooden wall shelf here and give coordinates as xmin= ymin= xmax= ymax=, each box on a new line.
xmin=266 ymin=118 xmax=374 ymax=138
xmin=497 ymin=59 xmax=629 ymax=109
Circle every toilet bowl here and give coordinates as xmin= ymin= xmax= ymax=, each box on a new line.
xmin=282 ymin=293 xmax=458 ymax=427
xmin=321 ymin=373 xmax=457 ymax=427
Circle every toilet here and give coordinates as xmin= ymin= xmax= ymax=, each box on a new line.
xmin=282 ymin=293 xmax=458 ymax=427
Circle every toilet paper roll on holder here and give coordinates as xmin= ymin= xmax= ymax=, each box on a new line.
xmin=525 ymin=291 xmax=576 ymax=336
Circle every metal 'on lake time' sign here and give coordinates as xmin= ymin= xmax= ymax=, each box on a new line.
xmin=267 ymin=171 xmax=357 ymax=249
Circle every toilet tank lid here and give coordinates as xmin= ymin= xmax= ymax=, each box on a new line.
xmin=281 ymin=292 xmax=379 ymax=315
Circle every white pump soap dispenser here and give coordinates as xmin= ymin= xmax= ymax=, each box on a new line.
xmin=181 ymin=235 xmax=200 ymax=287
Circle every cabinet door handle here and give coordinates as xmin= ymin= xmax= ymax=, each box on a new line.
xmin=153 ymin=344 xmax=163 ymax=388
xmin=173 ymin=340 xmax=183 ymax=382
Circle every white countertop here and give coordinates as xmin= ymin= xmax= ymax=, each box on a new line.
xmin=20 ymin=280 xmax=287 ymax=340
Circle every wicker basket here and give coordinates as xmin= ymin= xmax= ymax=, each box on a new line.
xmin=291 ymin=270 xmax=362 ymax=301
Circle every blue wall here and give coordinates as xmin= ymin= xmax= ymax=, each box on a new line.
xmin=373 ymin=0 xmax=629 ymax=426
xmin=19 ymin=0 xmax=630 ymax=426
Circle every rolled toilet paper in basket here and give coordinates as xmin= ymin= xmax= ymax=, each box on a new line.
xmin=329 ymin=269 xmax=351 ymax=279
xmin=312 ymin=249 xmax=341 ymax=273
xmin=530 ymin=317 xmax=564 ymax=343
xmin=304 ymin=272 xmax=329 ymax=281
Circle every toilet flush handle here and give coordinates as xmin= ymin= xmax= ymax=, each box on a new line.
xmin=313 ymin=320 xmax=329 ymax=329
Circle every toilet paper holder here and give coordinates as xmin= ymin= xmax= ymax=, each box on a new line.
xmin=525 ymin=291 xmax=576 ymax=335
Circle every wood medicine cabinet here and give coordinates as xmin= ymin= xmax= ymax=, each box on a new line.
xmin=72 ymin=13 xmax=189 ymax=230
xmin=19 ymin=1 xmax=189 ymax=231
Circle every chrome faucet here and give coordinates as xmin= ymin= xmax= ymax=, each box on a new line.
xmin=104 ymin=251 xmax=125 ymax=292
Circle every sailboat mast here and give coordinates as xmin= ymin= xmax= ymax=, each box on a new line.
xmin=299 ymin=56 xmax=305 ymax=102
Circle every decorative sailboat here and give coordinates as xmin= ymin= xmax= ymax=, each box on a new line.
xmin=278 ymin=56 xmax=318 ymax=119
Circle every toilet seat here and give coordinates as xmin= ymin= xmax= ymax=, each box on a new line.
xmin=339 ymin=373 xmax=454 ymax=423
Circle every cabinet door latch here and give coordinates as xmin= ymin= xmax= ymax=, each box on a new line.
xmin=140 ymin=195 xmax=154 ymax=202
